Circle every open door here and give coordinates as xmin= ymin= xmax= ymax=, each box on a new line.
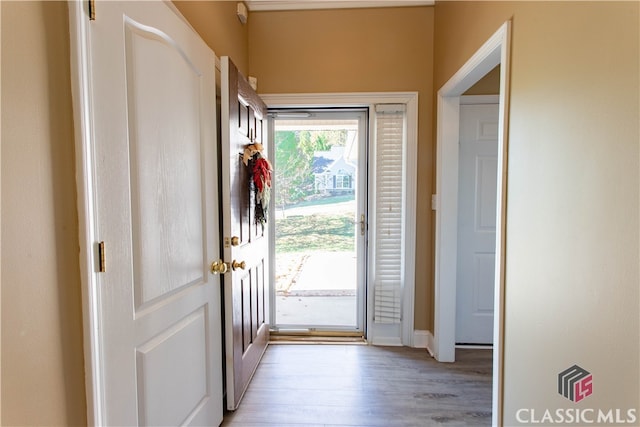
xmin=70 ymin=1 xmax=223 ymax=425
xmin=220 ymin=57 xmax=270 ymax=410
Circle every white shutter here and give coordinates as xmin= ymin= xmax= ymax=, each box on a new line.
xmin=373 ymin=104 xmax=406 ymax=324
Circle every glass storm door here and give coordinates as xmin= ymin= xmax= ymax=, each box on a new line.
xmin=270 ymin=110 xmax=367 ymax=335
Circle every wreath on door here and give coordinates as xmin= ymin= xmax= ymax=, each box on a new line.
xmin=243 ymin=143 xmax=272 ymax=225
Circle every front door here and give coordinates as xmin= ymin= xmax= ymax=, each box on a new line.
xmin=456 ymin=101 xmax=499 ymax=345
xmin=74 ymin=1 xmax=223 ymax=425
xmin=220 ymin=57 xmax=270 ymax=410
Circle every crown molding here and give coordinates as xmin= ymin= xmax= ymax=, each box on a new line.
xmin=245 ymin=1 xmax=434 ymax=12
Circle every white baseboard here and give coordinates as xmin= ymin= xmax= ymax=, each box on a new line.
xmin=373 ymin=331 xmax=435 ymax=352
xmin=413 ymin=330 xmax=428 ymax=348
xmin=370 ymin=337 xmax=402 ymax=347
xmin=426 ymin=331 xmax=435 ymax=356
xmin=413 ymin=330 xmax=435 ymax=357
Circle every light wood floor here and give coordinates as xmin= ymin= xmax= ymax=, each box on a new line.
xmin=222 ymin=344 xmax=492 ymax=426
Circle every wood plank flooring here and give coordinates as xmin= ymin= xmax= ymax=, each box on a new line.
xmin=221 ymin=344 xmax=492 ymax=426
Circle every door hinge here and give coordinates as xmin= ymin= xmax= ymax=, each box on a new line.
xmin=431 ymin=194 xmax=438 ymax=210
xmin=88 ymin=0 xmax=96 ymax=21
xmin=97 ymin=241 xmax=106 ymax=273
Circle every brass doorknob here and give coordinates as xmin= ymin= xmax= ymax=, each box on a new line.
xmin=231 ymin=236 xmax=240 ymax=246
xmin=210 ymin=260 xmax=228 ymax=275
xmin=231 ymin=260 xmax=246 ymax=271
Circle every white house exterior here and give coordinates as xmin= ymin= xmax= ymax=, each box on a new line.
xmin=313 ymin=146 xmax=356 ymax=195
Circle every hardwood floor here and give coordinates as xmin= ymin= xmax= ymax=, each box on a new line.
xmin=221 ymin=344 xmax=492 ymax=426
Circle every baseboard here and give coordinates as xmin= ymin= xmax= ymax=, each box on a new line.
xmin=426 ymin=331 xmax=435 ymax=356
xmin=413 ymin=330 xmax=428 ymax=348
xmin=370 ymin=337 xmax=403 ymax=346
xmin=412 ymin=330 xmax=435 ymax=356
xmin=413 ymin=330 xmax=435 ymax=356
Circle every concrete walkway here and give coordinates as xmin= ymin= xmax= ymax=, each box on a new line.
xmin=275 ymin=251 xmax=358 ymax=326
xmin=288 ymin=251 xmax=356 ymax=295
xmin=275 ymin=295 xmax=357 ymax=326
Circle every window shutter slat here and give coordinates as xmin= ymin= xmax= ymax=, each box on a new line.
xmin=373 ymin=105 xmax=406 ymax=324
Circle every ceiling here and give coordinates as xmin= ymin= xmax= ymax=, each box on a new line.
xmin=244 ymin=0 xmax=434 ymax=12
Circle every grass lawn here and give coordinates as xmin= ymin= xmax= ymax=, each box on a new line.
xmin=281 ymin=194 xmax=354 ymax=210
xmin=276 ymin=212 xmax=355 ymax=253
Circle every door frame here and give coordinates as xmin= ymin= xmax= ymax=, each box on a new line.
xmin=261 ymin=92 xmax=418 ymax=346
xmin=68 ymin=2 xmax=102 ymax=422
xmin=433 ymin=20 xmax=511 ymax=427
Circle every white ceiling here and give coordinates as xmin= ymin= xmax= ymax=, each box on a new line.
xmin=245 ymin=1 xmax=434 ymax=12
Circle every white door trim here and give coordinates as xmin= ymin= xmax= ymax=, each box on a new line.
xmin=261 ymin=92 xmax=417 ymax=346
xmin=433 ymin=21 xmax=511 ymax=427
xmin=68 ymin=3 xmax=102 ymax=423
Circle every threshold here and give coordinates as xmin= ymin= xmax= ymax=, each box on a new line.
xmin=270 ymin=330 xmax=366 ymax=344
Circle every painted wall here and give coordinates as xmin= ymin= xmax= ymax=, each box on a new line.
xmin=173 ymin=1 xmax=249 ymax=76
xmin=435 ymin=1 xmax=639 ymax=423
xmin=464 ymin=65 xmax=500 ymax=95
xmin=1 ymin=1 xmax=87 ymax=425
xmin=0 ymin=2 xmax=3 ymax=421
xmin=247 ymin=6 xmax=435 ymax=331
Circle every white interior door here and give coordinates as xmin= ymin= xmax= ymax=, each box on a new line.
xmin=75 ymin=2 xmax=223 ymax=424
xmin=220 ymin=56 xmax=270 ymax=410
xmin=456 ymin=102 xmax=499 ymax=345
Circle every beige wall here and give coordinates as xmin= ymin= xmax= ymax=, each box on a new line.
xmin=0 ymin=1 xmax=3 ymax=421
xmin=464 ymin=65 xmax=500 ymax=95
xmin=1 ymin=2 xmax=87 ymax=425
xmin=248 ymin=6 xmax=435 ymax=331
xmin=435 ymin=1 xmax=639 ymax=422
xmin=173 ymin=0 xmax=249 ymax=76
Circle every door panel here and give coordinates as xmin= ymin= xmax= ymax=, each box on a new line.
xmin=456 ymin=103 xmax=498 ymax=345
xmin=80 ymin=2 xmax=223 ymax=425
xmin=221 ymin=57 xmax=269 ymax=410
xmin=475 ymin=156 xmax=498 ymax=231
xmin=125 ymin=17 xmax=206 ymax=308
xmin=136 ymin=308 xmax=208 ymax=426
xmin=473 ymin=253 xmax=496 ymax=313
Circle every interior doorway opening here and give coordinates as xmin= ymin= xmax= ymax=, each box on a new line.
xmin=270 ymin=109 xmax=368 ymax=336
xmin=434 ymin=20 xmax=511 ymax=427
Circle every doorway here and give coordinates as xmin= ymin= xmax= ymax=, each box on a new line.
xmin=270 ymin=110 xmax=368 ymax=336
xmin=262 ymin=92 xmax=418 ymax=346
xmin=433 ymin=20 xmax=511 ymax=427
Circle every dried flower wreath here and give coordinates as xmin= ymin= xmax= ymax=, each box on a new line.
xmin=242 ymin=143 xmax=272 ymax=225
